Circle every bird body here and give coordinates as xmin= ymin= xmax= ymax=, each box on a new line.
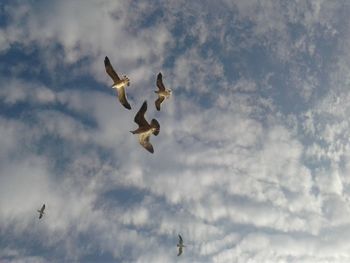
xmin=113 ymin=79 xmax=130 ymax=90
xmin=155 ymin=89 xmax=171 ymax=98
xmin=131 ymin=124 xmax=158 ymax=135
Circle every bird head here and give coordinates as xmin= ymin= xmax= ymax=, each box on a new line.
xmin=123 ymin=75 xmax=130 ymax=86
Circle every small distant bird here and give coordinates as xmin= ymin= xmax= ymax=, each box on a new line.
xmin=155 ymin=72 xmax=172 ymax=111
xmin=37 ymin=204 xmax=45 ymax=219
xmin=130 ymin=101 xmax=160 ymax=153
xmin=177 ymin=234 xmax=185 ymax=256
xmin=104 ymin=56 xmax=131 ymax=110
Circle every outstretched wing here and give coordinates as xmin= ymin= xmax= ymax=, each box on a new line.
xmin=150 ymin=119 xmax=160 ymax=136
xmin=178 ymin=235 xmax=183 ymax=244
xmin=156 ymin=72 xmax=165 ymax=91
xmin=42 ymin=204 xmax=45 ymax=211
xmin=177 ymin=246 xmax=183 ymax=256
xmin=139 ymin=134 xmax=154 ymax=153
xmin=155 ymin=96 xmax=165 ymax=111
xmin=104 ymin=56 xmax=120 ymax=82
xmin=134 ymin=101 xmax=149 ymax=127
xmin=39 ymin=213 xmax=43 ymax=219
xmin=117 ymin=87 xmax=131 ymax=110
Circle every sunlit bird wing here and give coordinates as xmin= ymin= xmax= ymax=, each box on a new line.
xmin=104 ymin=56 xmax=120 ymax=82
xmin=156 ymin=72 xmax=165 ymax=91
xmin=155 ymin=96 xmax=165 ymax=111
xmin=140 ymin=135 xmax=154 ymax=153
xmin=117 ymin=86 xmax=131 ymax=110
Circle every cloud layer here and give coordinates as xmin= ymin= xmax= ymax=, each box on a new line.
xmin=1 ymin=0 xmax=350 ymax=262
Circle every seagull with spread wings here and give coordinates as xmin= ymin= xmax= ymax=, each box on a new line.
xmin=155 ymin=72 xmax=172 ymax=111
xmin=130 ymin=101 xmax=160 ymax=153
xmin=104 ymin=56 xmax=131 ymax=110
xmin=37 ymin=204 xmax=45 ymax=219
xmin=177 ymin=234 xmax=185 ymax=256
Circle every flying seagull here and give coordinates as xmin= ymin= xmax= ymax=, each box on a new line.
xmin=104 ymin=56 xmax=131 ymax=110
xmin=155 ymin=72 xmax=172 ymax=111
xmin=130 ymin=101 xmax=160 ymax=153
xmin=177 ymin=234 xmax=185 ymax=256
xmin=37 ymin=204 xmax=45 ymax=219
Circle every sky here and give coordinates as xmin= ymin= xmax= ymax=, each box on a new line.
xmin=1 ymin=0 xmax=350 ymax=262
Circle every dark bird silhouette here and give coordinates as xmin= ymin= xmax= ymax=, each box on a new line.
xmin=177 ymin=234 xmax=185 ymax=256
xmin=130 ymin=101 xmax=160 ymax=153
xmin=155 ymin=72 xmax=171 ymax=111
xmin=104 ymin=56 xmax=131 ymax=110
xmin=37 ymin=204 xmax=45 ymax=219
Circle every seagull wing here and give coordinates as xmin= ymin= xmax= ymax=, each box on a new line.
xmin=117 ymin=86 xmax=131 ymax=110
xmin=156 ymin=72 xmax=165 ymax=91
xmin=139 ymin=134 xmax=154 ymax=153
xmin=155 ymin=96 xmax=165 ymax=111
xmin=39 ymin=213 xmax=43 ymax=219
xmin=134 ymin=101 xmax=149 ymax=127
xmin=177 ymin=246 xmax=183 ymax=256
xmin=150 ymin=119 xmax=160 ymax=136
xmin=42 ymin=204 xmax=45 ymax=212
xmin=104 ymin=56 xmax=120 ymax=82
xmin=178 ymin=235 xmax=183 ymax=244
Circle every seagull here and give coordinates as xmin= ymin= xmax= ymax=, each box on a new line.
xmin=37 ymin=204 xmax=45 ymax=219
xmin=155 ymin=72 xmax=172 ymax=111
xmin=177 ymin=234 xmax=185 ymax=256
xmin=130 ymin=101 xmax=160 ymax=153
xmin=104 ymin=56 xmax=131 ymax=110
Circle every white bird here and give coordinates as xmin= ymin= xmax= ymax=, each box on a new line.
xmin=104 ymin=56 xmax=131 ymax=110
xmin=130 ymin=101 xmax=160 ymax=153
xmin=37 ymin=204 xmax=45 ymax=219
xmin=177 ymin=234 xmax=185 ymax=256
xmin=155 ymin=72 xmax=172 ymax=111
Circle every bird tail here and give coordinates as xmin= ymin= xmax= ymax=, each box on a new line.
xmin=151 ymin=119 xmax=160 ymax=136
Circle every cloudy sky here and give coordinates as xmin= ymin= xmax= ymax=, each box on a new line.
xmin=1 ymin=0 xmax=350 ymax=262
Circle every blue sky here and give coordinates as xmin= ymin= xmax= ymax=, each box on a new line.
xmin=1 ymin=0 xmax=350 ymax=262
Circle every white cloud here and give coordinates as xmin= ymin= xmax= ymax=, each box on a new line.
xmin=0 ymin=78 xmax=56 ymax=105
xmin=1 ymin=0 xmax=350 ymax=262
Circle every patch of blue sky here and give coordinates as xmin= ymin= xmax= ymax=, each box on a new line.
xmin=101 ymin=186 xmax=149 ymax=207
xmin=0 ymin=44 xmax=105 ymax=91
xmin=0 ymin=225 xmax=54 ymax=261
xmin=80 ymin=251 xmax=116 ymax=263
xmin=0 ymin=47 xmax=50 ymax=83
xmin=0 ymin=1 xmax=14 ymax=27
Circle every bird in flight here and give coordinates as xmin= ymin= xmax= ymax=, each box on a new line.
xmin=155 ymin=72 xmax=172 ymax=111
xmin=104 ymin=56 xmax=131 ymax=110
xmin=177 ymin=234 xmax=185 ymax=256
xmin=37 ymin=204 xmax=45 ymax=219
xmin=130 ymin=101 xmax=160 ymax=153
